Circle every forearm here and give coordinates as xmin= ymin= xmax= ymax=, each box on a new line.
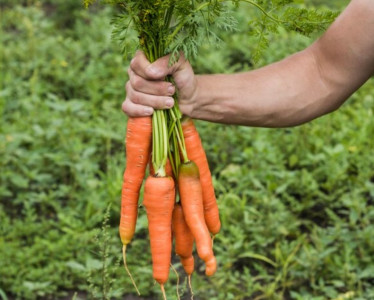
xmin=191 ymin=49 xmax=334 ymax=127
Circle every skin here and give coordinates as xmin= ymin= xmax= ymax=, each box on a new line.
xmin=123 ymin=0 xmax=374 ymax=128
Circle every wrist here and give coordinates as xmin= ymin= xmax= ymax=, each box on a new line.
xmin=189 ymin=74 xmax=232 ymax=123
xmin=187 ymin=75 xmax=202 ymax=119
xmin=179 ymin=74 xmax=200 ymax=119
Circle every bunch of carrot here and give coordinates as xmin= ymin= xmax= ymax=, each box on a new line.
xmin=106 ymin=2 xmax=227 ymax=297
xmin=120 ymin=115 xmax=221 ymax=298
xmin=83 ymin=0 xmax=226 ymax=298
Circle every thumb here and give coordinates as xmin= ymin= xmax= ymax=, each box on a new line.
xmin=148 ymin=53 xmax=196 ymax=101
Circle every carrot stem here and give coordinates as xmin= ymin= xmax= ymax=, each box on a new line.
xmin=168 ymin=128 xmax=181 ymax=178
xmin=122 ymin=245 xmax=141 ymax=296
xmin=161 ymin=111 xmax=168 ymax=167
xmin=153 ymin=110 xmax=167 ymax=177
xmin=169 ymin=108 xmax=188 ymax=163
xmin=167 ymin=144 xmax=176 ymax=178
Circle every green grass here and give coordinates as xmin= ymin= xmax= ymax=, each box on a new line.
xmin=1 ymin=1 xmax=374 ymax=300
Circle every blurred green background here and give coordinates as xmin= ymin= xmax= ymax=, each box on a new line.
xmin=1 ymin=0 xmax=373 ymax=299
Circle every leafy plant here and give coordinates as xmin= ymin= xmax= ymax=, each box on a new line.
xmin=87 ymin=0 xmax=338 ymax=63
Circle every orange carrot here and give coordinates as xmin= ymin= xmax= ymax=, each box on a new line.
xmin=172 ymin=203 xmax=194 ymax=275
xmin=178 ymin=161 xmax=217 ymax=276
xmin=119 ymin=117 xmax=152 ymax=246
xmin=119 ymin=117 xmax=152 ymax=295
xmin=143 ymin=176 xmax=175 ymax=286
xmin=182 ymin=118 xmax=221 ymax=235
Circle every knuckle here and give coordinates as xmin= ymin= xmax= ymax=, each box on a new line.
xmin=132 ymin=76 xmax=142 ymax=90
xmin=122 ymin=100 xmax=130 ymax=114
xmin=131 ymin=92 xmax=140 ymax=104
xmin=125 ymin=81 xmax=131 ymax=92
xmin=130 ymin=57 xmax=137 ymax=69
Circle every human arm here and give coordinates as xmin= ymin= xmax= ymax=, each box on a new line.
xmin=123 ymin=0 xmax=374 ymax=127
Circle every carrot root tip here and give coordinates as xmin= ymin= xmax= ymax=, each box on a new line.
xmin=160 ymin=284 xmax=167 ymax=300
xmin=212 ymin=234 xmax=216 ymax=246
xmin=188 ymin=274 xmax=194 ymax=300
xmin=122 ymin=245 xmax=141 ymax=296
xmin=171 ymin=263 xmax=180 ymax=300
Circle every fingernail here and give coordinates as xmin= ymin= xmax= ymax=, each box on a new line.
xmin=168 ymin=85 xmax=175 ymax=95
xmin=144 ymin=107 xmax=153 ymax=115
xmin=165 ymin=98 xmax=174 ymax=108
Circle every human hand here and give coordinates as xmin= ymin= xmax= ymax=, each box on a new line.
xmin=123 ymin=51 xmax=197 ymax=117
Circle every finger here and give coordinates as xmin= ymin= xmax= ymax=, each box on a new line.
xmin=129 ymin=69 xmax=175 ymax=96
xmin=130 ymin=51 xmax=185 ymax=80
xmin=130 ymin=51 xmax=166 ymax=80
xmin=122 ymin=99 xmax=154 ymax=117
xmin=146 ymin=53 xmax=193 ymax=92
xmin=126 ymin=82 xmax=175 ymax=109
xmin=149 ymin=53 xmax=187 ymax=77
